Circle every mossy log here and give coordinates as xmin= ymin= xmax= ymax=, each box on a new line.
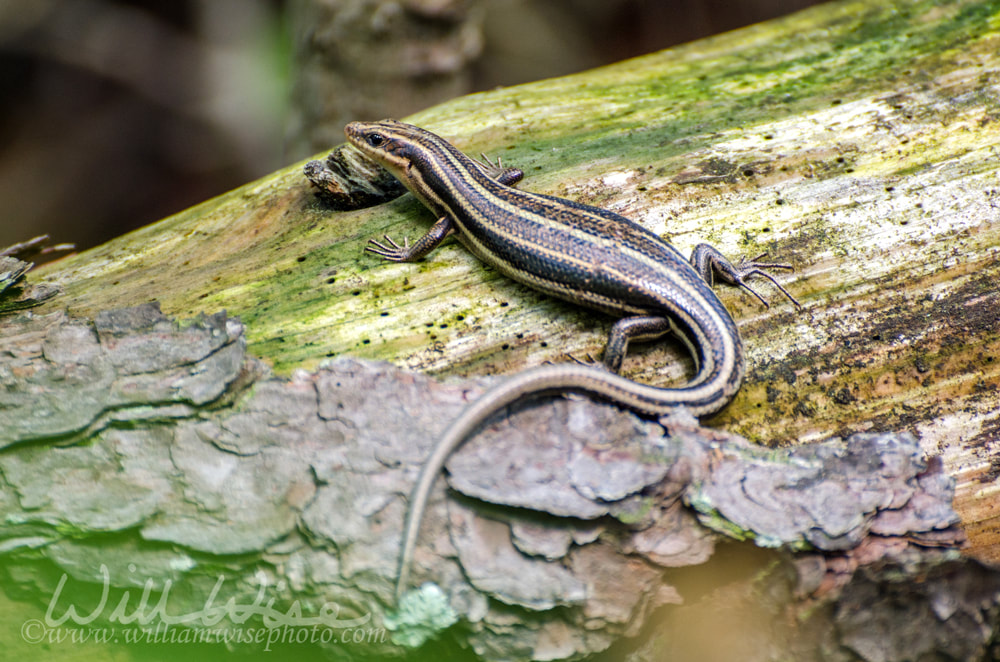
xmin=2 ymin=0 xmax=999 ymax=659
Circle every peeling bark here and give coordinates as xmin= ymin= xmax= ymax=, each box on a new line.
xmin=0 ymin=304 xmax=991 ymax=660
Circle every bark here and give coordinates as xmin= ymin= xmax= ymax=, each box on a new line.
xmin=0 ymin=236 xmax=67 ymax=313
xmin=9 ymin=0 xmax=1000 ymax=659
xmin=0 ymin=302 xmax=979 ymax=660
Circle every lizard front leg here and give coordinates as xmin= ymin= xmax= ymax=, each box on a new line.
xmin=365 ymin=215 xmax=456 ymax=262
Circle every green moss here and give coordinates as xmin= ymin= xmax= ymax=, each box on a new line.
xmin=384 ymin=583 xmax=458 ymax=649
xmin=34 ymin=0 xmax=1000 ymax=374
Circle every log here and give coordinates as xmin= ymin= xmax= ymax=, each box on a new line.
xmin=3 ymin=0 xmax=998 ymax=659
xmin=0 ymin=302 xmax=976 ymax=659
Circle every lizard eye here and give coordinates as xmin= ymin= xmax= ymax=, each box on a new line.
xmin=365 ymin=132 xmax=385 ymax=148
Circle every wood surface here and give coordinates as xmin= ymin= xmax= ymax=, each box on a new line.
xmin=34 ymin=0 xmax=1000 ymax=561
xmin=5 ymin=0 xmax=999 ymax=658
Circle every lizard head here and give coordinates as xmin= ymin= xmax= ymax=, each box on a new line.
xmin=344 ymin=120 xmax=430 ymax=174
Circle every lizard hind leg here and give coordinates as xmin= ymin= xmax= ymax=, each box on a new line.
xmin=689 ymin=244 xmax=801 ymax=309
xmin=603 ymin=315 xmax=680 ymax=374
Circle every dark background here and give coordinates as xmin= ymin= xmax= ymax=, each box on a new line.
xmin=0 ymin=0 xmax=822 ymax=256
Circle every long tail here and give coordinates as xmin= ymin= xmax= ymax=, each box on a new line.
xmin=394 ymin=359 xmax=739 ymax=599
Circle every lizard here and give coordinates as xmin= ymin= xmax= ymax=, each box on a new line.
xmin=343 ymin=120 xmax=799 ymax=598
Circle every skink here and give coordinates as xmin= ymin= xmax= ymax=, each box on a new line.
xmin=343 ymin=120 xmax=799 ymax=599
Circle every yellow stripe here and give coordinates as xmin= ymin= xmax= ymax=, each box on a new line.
xmin=344 ymin=121 xmax=755 ymax=599
xmin=346 ymin=121 xmax=742 ymax=406
xmin=441 ymin=168 xmax=738 ymax=403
